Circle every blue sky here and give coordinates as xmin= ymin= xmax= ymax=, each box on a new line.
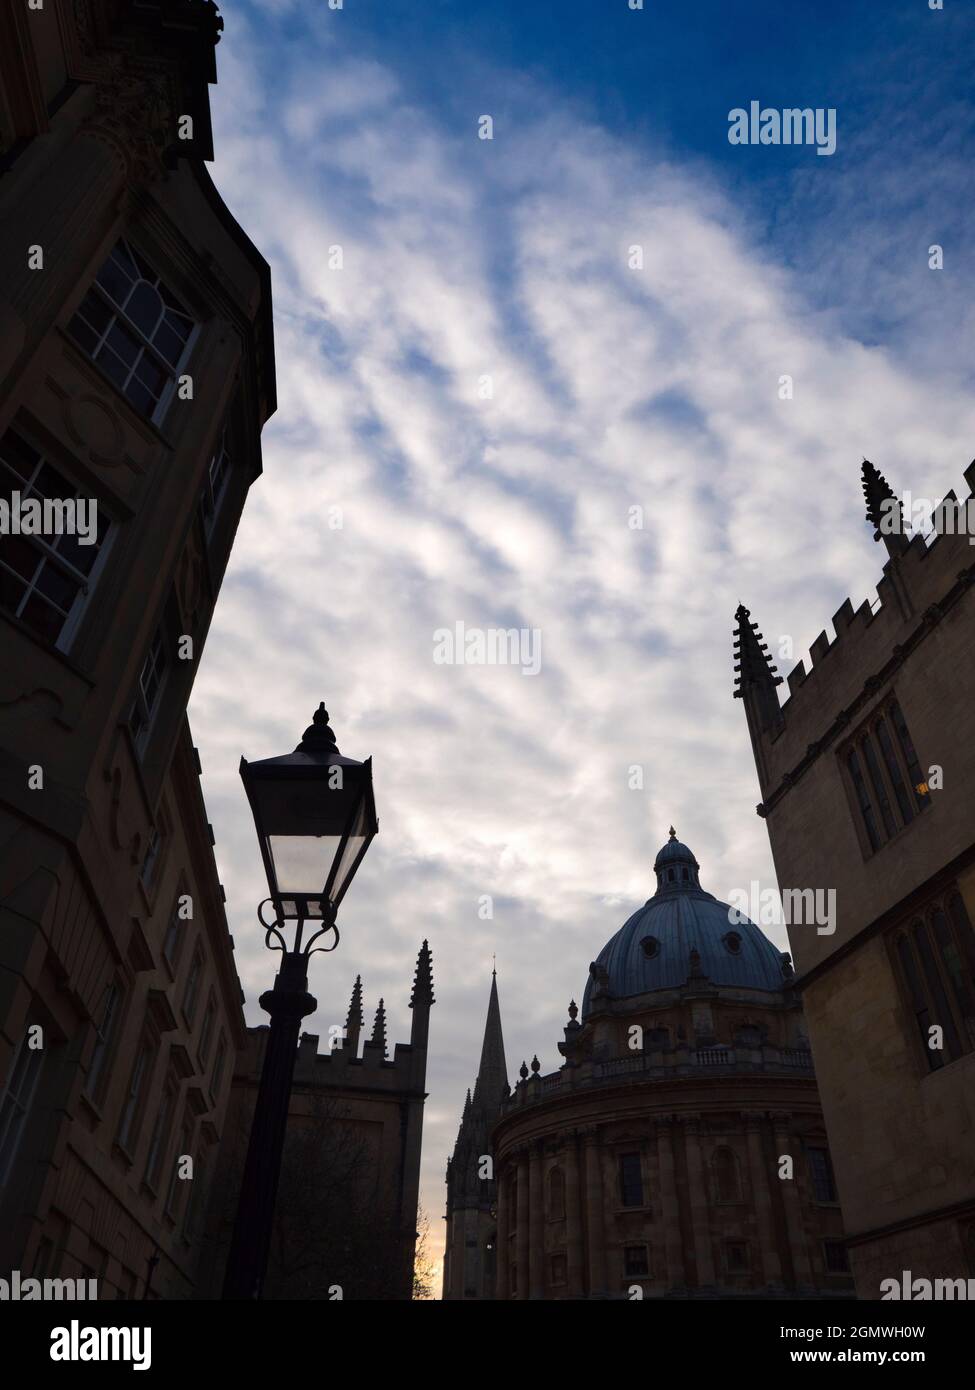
xmin=192 ymin=0 xmax=975 ymax=1279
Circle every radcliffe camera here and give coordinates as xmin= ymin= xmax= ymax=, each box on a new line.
xmin=0 ymin=0 xmax=972 ymax=1375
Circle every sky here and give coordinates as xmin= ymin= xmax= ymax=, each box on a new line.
xmin=189 ymin=0 xmax=975 ymax=1286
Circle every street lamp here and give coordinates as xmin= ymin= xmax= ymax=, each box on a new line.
xmin=222 ymin=704 xmax=377 ymax=1300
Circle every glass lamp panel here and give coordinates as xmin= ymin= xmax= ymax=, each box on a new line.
xmin=327 ymin=795 xmax=370 ymax=907
xmin=267 ymin=833 xmax=341 ymax=898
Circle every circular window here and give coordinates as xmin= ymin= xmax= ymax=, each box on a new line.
xmin=641 ymin=935 xmax=660 ymax=959
xmin=723 ymin=932 xmax=742 ymax=955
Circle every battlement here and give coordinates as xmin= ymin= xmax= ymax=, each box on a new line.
xmin=737 ymin=459 xmax=975 ymax=799
xmin=235 ymin=941 xmax=433 ymax=1097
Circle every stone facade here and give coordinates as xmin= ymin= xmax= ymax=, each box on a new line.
xmin=0 ymin=1 xmax=274 ymax=1297
xmin=204 ymin=946 xmax=435 ymax=1300
xmin=447 ymin=836 xmax=852 ymax=1299
xmin=736 ymin=459 xmax=975 ymax=1296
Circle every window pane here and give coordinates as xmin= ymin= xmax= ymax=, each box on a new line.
xmin=861 ymin=736 xmax=896 ymax=838
xmin=876 ymin=718 xmax=914 ymax=825
xmin=897 ymin=934 xmax=941 ymax=1071
xmin=914 ymin=923 xmax=962 ymax=1060
xmin=1 ymin=536 xmax=41 ymax=583
xmin=34 ymin=561 xmax=79 ymax=610
xmin=890 ymin=700 xmax=930 ymax=809
xmin=619 ymin=1152 xmax=643 ymax=1207
xmin=126 ymin=282 xmax=164 ymax=338
xmin=847 ymin=748 xmax=881 ymax=851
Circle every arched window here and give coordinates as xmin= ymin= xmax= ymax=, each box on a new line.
xmin=547 ymin=1166 xmax=565 ymax=1219
xmin=667 ymin=868 xmax=675 ymax=882
xmin=711 ymin=1145 xmax=742 ymax=1203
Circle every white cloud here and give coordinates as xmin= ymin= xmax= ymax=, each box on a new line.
xmin=193 ymin=17 xmax=975 ymax=1278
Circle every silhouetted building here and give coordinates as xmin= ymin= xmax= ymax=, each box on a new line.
xmin=736 ymin=458 xmax=975 ymax=1295
xmin=443 ymin=970 xmax=507 ymax=1299
xmin=0 ymin=1 xmax=274 ymax=1296
xmin=204 ymin=945 xmax=435 ymax=1300
xmin=447 ymin=832 xmax=850 ymax=1299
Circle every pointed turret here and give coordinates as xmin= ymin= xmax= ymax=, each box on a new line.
xmin=409 ymin=939 xmax=435 ymax=1056
xmin=862 ymin=458 xmax=908 ymax=556
xmin=345 ymin=974 xmax=363 ymax=1056
xmin=370 ymin=998 xmax=387 ymax=1059
xmin=733 ymin=604 xmax=783 ymax=730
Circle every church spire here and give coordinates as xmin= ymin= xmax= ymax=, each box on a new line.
xmin=472 ymin=968 xmax=508 ymax=1108
xmin=862 ymin=458 xmax=908 ymax=556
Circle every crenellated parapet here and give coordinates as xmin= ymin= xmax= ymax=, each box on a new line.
xmin=737 ymin=458 xmax=975 ymax=810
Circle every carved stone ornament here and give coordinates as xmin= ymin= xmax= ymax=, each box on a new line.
xmin=81 ymin=56 xmax=175 ymax=185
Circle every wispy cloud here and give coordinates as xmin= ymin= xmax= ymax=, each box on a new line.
xmin=193 ymin=5 xmax=975 ymax=1272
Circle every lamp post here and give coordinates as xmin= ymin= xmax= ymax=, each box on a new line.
xmin=222 ymin=704 xmax=377 ymax=1300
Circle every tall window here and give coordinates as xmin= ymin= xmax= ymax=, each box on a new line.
xmin=198 ymin=993 xmax=217 ymax=1066
xmin=806 ymin=1146 xmax=838 ymax=1203
xmin=182 ymin=947 xmax=204 ymax=1027
xmin=162 ymin=903 xmax=183 ymax=971
xmin=117 ymin=1034 xmax=154 ymax=1154
xmin=618 ymin=1152 xmax=643 ymax=1207
xmin=623 ymin=1245 xmax=650 ymax=1278
xmin=140 ymin=825 xmax=161 ymax=889
xmin=0 ymin=429 xmax=111 ymax=648
xmin=165 ymin=1118 xmax=192 ymax=1218
xmin=711 ymin=1145 xmax=742 ymax=1203
xmin=893 ymin=891 xmax=975 ymax=1068
xmin=846 ymin=747 xmax=880 ymax=852
xmin=144 ymin=1078 xmax=176 ymax=1191
xmin=129 ymin=626 xmax=169 ymax=755
xmin=67 ymin=238 xmax=196 ymax=422
xmin=210 ymin=1033 xmax=227 ymax=1102
xmin=0 ymin=1031 xmax=44 ymax=1185
xmin=843 ymin=698 xmax=930 ymax=855
xmin=86 ymin=981 xmax=122 ymax=1102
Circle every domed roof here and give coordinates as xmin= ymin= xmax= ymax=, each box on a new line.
xmin=581 ymin=829 xmax=788 ymax=1018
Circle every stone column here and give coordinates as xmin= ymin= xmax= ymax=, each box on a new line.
xmin=528 ymin=1139 xmax=545 ymax=1299
xmin=563 ymin=1129 xmax=585 ymax=1297
xmin=495 ymin=1161 xmax=510 ymax=1299
xmin=744 ymin=1111 xmax=784 ymax=1288
xmin=582 ymin=1126 xmax=606 ymax=1296
xmin=772 ymin=1111 xmax=814 ymax=1289
xmin=654 ymin=1116 xmax=685 ymax=1290
xmin=515 ymin=1149 xmax=529 ymax=1299
xmin=682 ymin=1115 xmax=716 ymax=1288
